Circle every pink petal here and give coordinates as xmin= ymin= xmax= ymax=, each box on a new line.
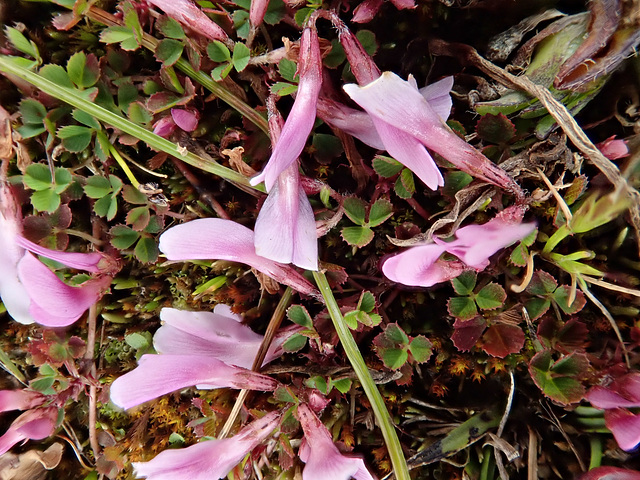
xmin=382 ymin=244 xmax=465 ymax=287
xmin=605 ymin=408 xmax=640 ymax=451
xmin=352 ymin=0 xmax=383 ymax=23
xmin=586 ymin=373 xmax=640 ymax=409
xmin=371 ymin=117 xmax=443 ymax=190
xmin=435 ymin=208 xmax=536 ymax=269
xmin=170 ymin=108 xmax=198 ymax=132
xmin=577 ymin=466 xmax=640 ymax=480
xmin=316 ymin=97 xmax=384 ymax=150
xmin=251 ymin=27 xmax=322 ymax=191
xmin=419 ymin=76 xmax=454 ymax=123
xmin=297 ymin=404 xmax=375 ymax=480
xmin=15 ymin=235 xmax=103 ymax=272
xmin=249 ymin=0 xmax=269 ymax=27
xmin=616 ymin=373 xmax=640 ymax=403
xmin=109 ymin=354 xmax=277 ymax=410
xmin=254 ymin=163 xmax=318 ymax=270
xmin=147 ymin=0 xmax=229 ymax=42
xmin=133 ymin=411 xmax=280 ymax=480
xmin=158 ymin=218 xmax=318 ymax=296
xmin=17 ymin=253 xmax=112 ymax=327
xmin=343 ymin=72 xmax=520 ymax=193
xmin=0 ymin=408 xmax=57 ymax=456
xmin=153 ymin=116 xmax=177 ymax=138
xmin=596 ymin=136 xmax=629 ymax=160
xmin=389 ymin=0 xmax=415 ymax=9
xmin=0 ymin=390 xmax=44 ymax=412
xmin=0 ymin=269 xmax=34 ymax=324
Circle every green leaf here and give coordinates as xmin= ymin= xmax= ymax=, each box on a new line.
xmin=19 ymin=98 xmax=47 ymax=125
xmin=282 ymin=333 xmax=307 ymax=353
xmin=287 ymin=305 xmax=314 ymax=328
xmin=273 ymin=386 xmax=298 ymax=403
xmin=94 ymin=195 xmax=119 ymax=220
xmin=451 ymin=271 xmax=476 ymax=296
xmin=125 ymin=332 xmax=150 ymax=350
xmin=31 ymin=376 xmax=56 ymax=394
xmin=232 ymin=42 xmax=251 ymax=72
xmin=367 ymin=198 xmax=393 ymax=227
xmin=509 ymin=243 xmax=528 ymax=267
xmin=332 ymin=378 xmax=352 ymax=394
xmin=31 ymin=189 xmax=61 ymax=213
xmin=127 ymin=101 xmax=153 ymax=125
xmin=524 ymin=297 xmax=550 ymax=321
xmin=356 ymin=30 xmax=378 ymax=55
xmin=294 ymin=7 xmax=315 ymax=27
xmin=155 ymin=38 xmax=184 ymax=67
xmin=100 ymin=26 xmax=135 ymax=44
xmin=343 ymin=197 xmax=367 ymax=225
xmin=207 ymin=41 xmax=231 ymax=62
xmin=552 ymin=287 xmax=586 ymax=315
xmin=53 ymin=167 xmax=72 ymax=194
xmin=384 ymin=323 xmax=409 ymax=345
xmin=394 ymin=172 xmax=413 ymax=199
xmin=72 ymin=109 xmax=101 ymax=129
xmin=372 ymin=155 xmax=403 ymax=178
xmin=122 ymin=184 xmax=148 ymax=204
xmin=57 ymin=125 xmax=93 ymax=152
xmin=271 ymin=82 xmax=298 ymax=97
xmin=380 ymin=348 xmax=408 ymax=370
xmin=529 ymin=350 xmax=588 ymax=405
xmin=526 ymin=270 xmax=557 ymax=296
xmin=110 ymin=225 xmax=140 ymax=249
xmin=341 ymin=226 xmax=374 ymax=247
xmin=305 ymin=375 xmax=328 ymax=395
xmin=134 ymin=236 xmax=159 ymax=263
xmin=212 ymin=62 xmax=233 ymax=81
xmin=157 ymin=16 xmax=185 ymax=39
xmin=447 ymin=296 xmax=477 ymax=321
xmin=569 ymin=189 xmax=630 ymax=234
xmin=263 ymin=0 xmax=285 ymax=25
xmin=343 ymin=310 xmax=358 ymax=330
xmin=39 ymin=64 xmax=74 ymax=89
xmin=23 ymin=163 xmax=53 ymax=191
xmin=443 ymin=171 xmax=473 ymax=197
xmin=84 ymin=176 xmax=113 ymax=198
xmin=408 ymin=336 xmax=432 ymax=363
xmin=359 ymin=291 xmax=376 ymax=313
xmin=475 ymin=283 xmax=506 ymax=310
xmin=126 ymin=206 xmax=151 ymax=231
xmin=67 ymin=52 xmax=100 ymax=89
xmin=278 ymin=58 xmax=298 ymax=82
xmin=6 ymin=27 xmax=40 ymax=60
xmin=476 ymin=113 xmax=516 ymax=144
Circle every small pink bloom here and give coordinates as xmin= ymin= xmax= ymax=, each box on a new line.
xmin=578 ymin=466 xmax=640 ymax=480
xmin=110 ymin=353 xmax=277 ymax=410
xmin=297 ymin=404 xmax=376 ymax=480
xmin=254 ymin=162 xmax=318 ymax=271
xmin=158 ymin=218 xmax=318 ymax=296
xmin=0 ymin=389 xmax=46 ymax=413
xmin=153 ymin=306 xmax=304 ymax=368
xmin=383 ymin=206 xmax=535 ymax=287
xmin=132 ymin=410 xmax=281 ymax=480
xmin=170 ymin=108 xmax=199 ymax=132
xmin=0 ymin=184 xmax=114 ymax=326
xmin=251 ymin=27 xmax=323 ymax=191
xmin=585 ymin=372 xmax=640 ymax=451
xmin=352 ymin=0 xmax=383 ymax=23
xmin=152 ymin=116 xmax=177 ymax=138
xmin=596 ymin=136 xmax=629 ymax=160
xmin=249 ymin=0 xmax=269 ymax=28
xmin=146 ymin=0 xmax=229 ymax=43
xmin=0 ymin=407 xmax=58 ymax=456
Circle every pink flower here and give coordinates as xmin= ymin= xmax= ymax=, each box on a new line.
xmin=153 ymin=305 xmax=304 ymax=369
xmin=152 ymin=108 xmax=199 ymax=138
xmin=577 ymin=467 xmax=640 ymax=480
xmin=250 ymin=27 xmax=323 ymax=191
xmin=585 ymin=372 xmax=640 ymax=451
xmin=382 ymin=206 xmax=536 ymax=287
xmin=297 ymin=404 xmax=376 ymax=480
xmin=0 ymin=184 xmax=115 ymax=327
xmin=334 ymin=22 xmax=522 ymax=198
xmin=158 ymin=218 xmax=318 ymax=296
xmin=352 ymin=0 xmax=415 ymax=23
xmin=596 ymin=136 xmax=629 ymax=160
xmin=0 ymin=389 xmax=46 ymax=412
xmin=132 ymin=410 xmax=281 ymax=480
xmin=0 ymin=407 xmax=58 ymax=456
xmin=146 ymin=0 xmax=229 ymax=43
xmin=110 ymin=308 xmax=282 ymax=409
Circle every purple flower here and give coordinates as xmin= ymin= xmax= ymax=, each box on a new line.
xmin=596 ymin=136 xmax=629 ymax=160
xmin=152 ymin=108 xmax=199 ymax=138
xmin=250 ymin=27 xmax=323 ymax=191
xmin=132 ymin=410 xmax=281 ymax=480
xmin=254 ymin=162 xmax=318 ymax=271
xmin=154 ymin=305 xmax=304 ymax=369
xmin=297 ymin=404 xmax=376 ymax=480
xmin=0 ymin=184 xmax=115 ymax=327
xmin=0 ymin=407 xmax=58 ymax=456
xmin=0 ymin=389 xmax=46 ymax=413
xmin=577 ymin=467 xmax=640 ymax=480
xmin=146 ymin=0 xmax=229 ymax=43
xmin=585 ymin=372 xmax=640 ymax=451
xmin=382 ymin=206 xmax=536 ymax=287
xmin=158 ymin=218 xmax=318 ymax=296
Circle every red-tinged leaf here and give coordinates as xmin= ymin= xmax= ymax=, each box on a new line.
xmin=146 ymin=91 xmax=182 ymax=113
xmin=408 ymin=336 xmax=432 ymax=363
xmin=552 ymin=286 xmax=586 ymax=314
xmin=476 ymin=113 xmax=516 ymax=144
xmin=481 ymin=324 xmax=524 ymax=358
xmin=556 ymin=318 xmax=589 ymax=352
xmin=126 ymin=206 xmax=151 ymax=231
xmin=524 ymin=297 xmax=551 ymax=321
xmin=526 ymin=270 xmax=557 ymax=295
xmin=451 ymin=271 xmax=476 ymax=296
xmin=529 ymin=350 xmax=588 ymax=405
xmin=448 ymin=296 xmax=477 ymax=320
xmin=451 ymin=316 xmax=486 ymax=352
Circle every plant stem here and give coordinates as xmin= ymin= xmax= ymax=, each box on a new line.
xmin=109 ymin=145 xmax=141 ymax=189
xmin=0 ymin=55 xmax=264 ymax=193
xmin=312 ymin=271 xmax=410 ymax=480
